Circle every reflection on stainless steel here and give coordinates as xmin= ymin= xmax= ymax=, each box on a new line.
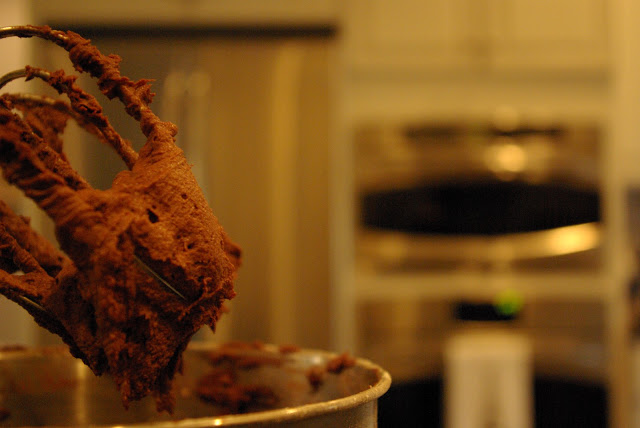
xmin=355 ymin=121 xmax=600 ymax=192
xmin=133 ymin=254 xmax=187 ymax=301
xmin=16 ymin=296 xmax=48 ymax=315
xmin=355 ymin=120 xmax=602 ymax=271
xmin=358 ymin=222 xmax=601 ymax=268
xmin=483 ymin=138 xmax=528 ymax=179
xmin=0 ymin=343 xmax=390 ymax=427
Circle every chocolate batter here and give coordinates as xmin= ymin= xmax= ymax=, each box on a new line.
xmin=0 ymin=26 xmax=240 ymax=412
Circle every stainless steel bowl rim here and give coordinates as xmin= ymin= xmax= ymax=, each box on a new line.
xmin=165 ymin=348 xmax=390 ymax=428
xmin=0 ymin=344 xmax=392 ymax=428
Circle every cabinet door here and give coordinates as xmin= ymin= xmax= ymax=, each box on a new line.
xmin=487 ymin=0 xmax=608 ymax=72
xmin=344 ymin=0 xmax=476 ymax=70
xmin=345 ymin=0 xmax=608 ymax=73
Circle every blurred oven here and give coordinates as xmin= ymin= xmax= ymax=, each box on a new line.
xmin=352 ymin=117 xmax=609 ymax=426
xmin=354 ymin=118 xmax=602 ymax=272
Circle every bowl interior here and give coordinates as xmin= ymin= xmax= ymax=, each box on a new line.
xmin=0 ymin=343 xmax=389 ymax=427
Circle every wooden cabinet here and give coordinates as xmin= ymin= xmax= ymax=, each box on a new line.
xmin=344 ymin=0 xmax=608 ymax=72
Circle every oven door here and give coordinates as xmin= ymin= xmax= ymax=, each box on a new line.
xmin=354 ymin=121 xmax=602 ymax=272
xmin=357 ymin=178 xmax=601 ymax=271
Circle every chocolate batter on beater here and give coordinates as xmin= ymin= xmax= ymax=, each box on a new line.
xmin=0 ymin=25 xmax=241 ymax=412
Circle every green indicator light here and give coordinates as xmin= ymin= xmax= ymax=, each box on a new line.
xmin=494 ymin=289 xmax=524 ymax=316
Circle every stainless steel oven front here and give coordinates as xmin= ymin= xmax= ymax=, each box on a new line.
xmin=352 ymin=117 xmax=608 ymax=425
xmin=354 ymin=119 xmax=602 ymax=273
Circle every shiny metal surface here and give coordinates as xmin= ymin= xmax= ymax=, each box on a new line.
xmin=354 ymin=120 xmax=602 ymax=272
xmin=358 ymin=221 xmax=601 ymax=269
xmin=0 ymin=343 xmax=390 ymax=427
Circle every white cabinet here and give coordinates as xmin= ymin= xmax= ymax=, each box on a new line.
xmin=344 ymin=0 xmax=608 ymax=72
xmin=344 ymin=0 xmax=475 ymax=69
xmin=487 ymin=0 xmax=608 ymax=71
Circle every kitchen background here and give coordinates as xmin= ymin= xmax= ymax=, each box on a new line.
xmin=1 ymin=0 xmax=640 ymax=427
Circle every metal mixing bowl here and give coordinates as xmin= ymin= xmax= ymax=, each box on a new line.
xmin=0 ymin=343 xmax=390 ymax=427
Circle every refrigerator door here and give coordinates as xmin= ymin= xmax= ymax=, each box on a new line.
xmin=26 ymin=30 xmax=335 ymax=348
